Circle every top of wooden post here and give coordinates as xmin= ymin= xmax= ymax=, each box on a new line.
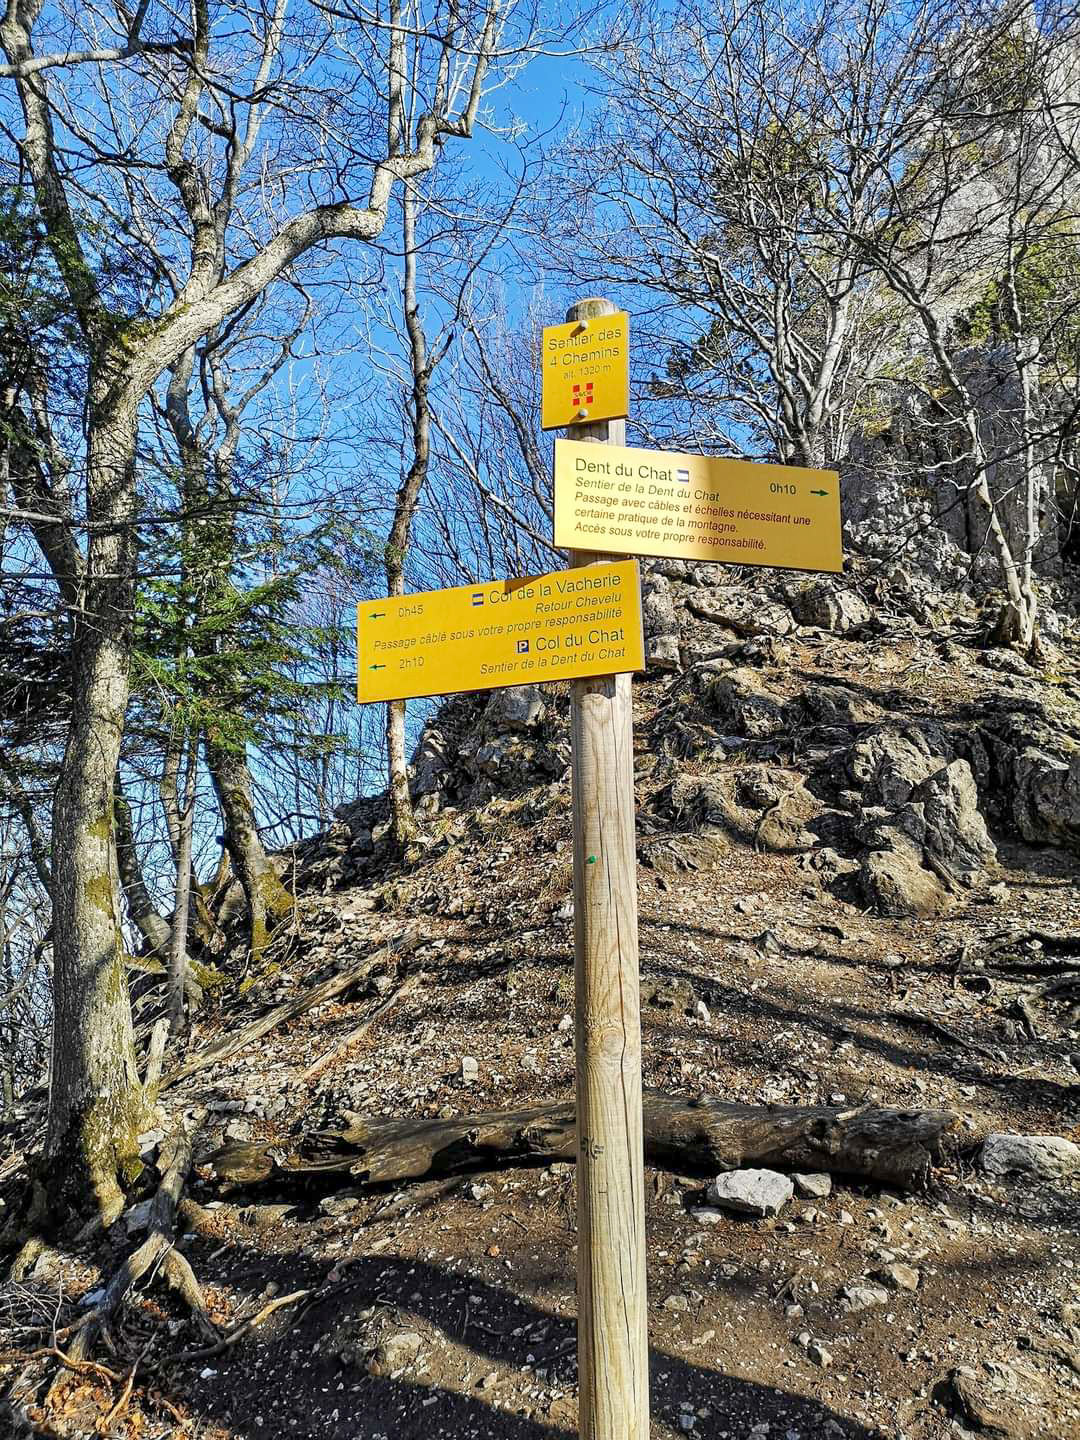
xmin=565 ymin=296 xmax=618 ymax=324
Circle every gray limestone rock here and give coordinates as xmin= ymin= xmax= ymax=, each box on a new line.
xmin=946 ymin=1365 xmax=1036 ymax=1439
xmin=647 ymin=632 xmax=682 ymax=670
xmin=876 ymin=1262 xmax=920 ymax=1291
xmin=790 ymin=581 xmax=871 ymax=633
xmin=860 ymin=839 xmax=951 ymax=917
xmin=839 ymin=1283 xmax=889 ymax=1313
xmin=909 ymin=759 xmax=997 ymax=882
xmin=483 ymin=685 xmax=545 ymax=732
xmin=792 ymin=1173 xmax=832 ymax=1199
xmin=980 ymin=1132 xmax=1080 ymax=1180
xmin=702 ymin=667 xmax=787 ymax=738
xmin=706 ymin=1169 xmax=794 ymax=1218
xmin=849 ymin=728 xmax=951 ymax=808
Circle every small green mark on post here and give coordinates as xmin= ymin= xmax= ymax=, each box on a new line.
xmin=586 ymin=855 xmax=597 ymax=864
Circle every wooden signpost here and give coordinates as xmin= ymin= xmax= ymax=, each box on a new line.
xmin=558 ymin=297 xmax=648 ymax=1440
xmin=355 ymin=295 xmax=845 ymax=1440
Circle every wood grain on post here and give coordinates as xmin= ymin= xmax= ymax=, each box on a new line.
xmin=564 ymin=296 xmax=649 ymax=1440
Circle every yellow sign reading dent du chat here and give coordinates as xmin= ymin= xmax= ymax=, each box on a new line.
xmin=541 ymin=312 xmax=629 ymax=431
xmin=554 ymin=439 xmax=843 ymax=573
xmin=357 ymin=561 xmax=645 ymax=704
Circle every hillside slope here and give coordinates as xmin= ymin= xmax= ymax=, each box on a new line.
xmin=5 ymin=558 xmax=1080 ymax=1440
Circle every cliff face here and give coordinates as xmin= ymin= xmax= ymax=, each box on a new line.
xmin=841 ymin=344 xmax=1063 ymax=589
xmin=838 ymin=17 xmax=1080 ymax=594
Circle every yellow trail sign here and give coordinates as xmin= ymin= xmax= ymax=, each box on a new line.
xmin=357 ymin=560 xmax=645 ymax=704
xmin=554 ymin=439 xmax=843 ymax=573
xmin=541 ymin=311 xmax=629 ymax=431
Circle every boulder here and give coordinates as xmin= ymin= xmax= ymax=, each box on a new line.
xmin=482 ymin=686 xmax=545 ymax=733
xmin=980 ymin=1133 xmax=1080 ymax=1180
xmin=688 ymin=587 xmax=793 ymax=637
xmin=910 ymin=760 xmax=996 ymax=882
xmin=790 ymin=581 xmax=871 ymax=633
xmin=755 ymin=782 xmax=822 ymax=852
xmin=706 ymin=1168 xmax=793 ymax=1217
xmin=849 ymin=727 xmax=951 ymax=808
xmin=664 ymin=767 xmax=823 ymax=853
xmin=945 ymin=1366 xmax=1035 ymax=1438
xmin=976 ymin=699 xmax=1080 ymax=848
xmin=642 ymin=571 xmax=682 ymax=672
xmin=860 ymin=839 xmax=951 ymax=917
xmin=792 ymin=1172 xmax=832 ymax=1199
xmin=801 ymin=682 xmax=877 ymax=727
xmin=647 ymin=632 xmax=682 ymax=670
xmin=702 ymin=667 xmax=787 ymax=738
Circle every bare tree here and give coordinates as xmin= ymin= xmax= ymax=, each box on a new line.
xmin=562 ymin=0 xmax=929 ymax=466
xmin=384 ymin=189 xmax=435 ymax=851
xmin=0 ymin=0 xmax=530 ymax=1224
xmin=562 ymin=0 xmax=1079 ymax=648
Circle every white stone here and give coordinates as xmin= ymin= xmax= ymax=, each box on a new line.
xmin=689 ymin=1207 xmax=726 ymax=1225
xmin=980 ymin=1132 xmax=1080 ymax=1180
xmin=792 ymin=1172 xmax=832 ymax=1199
xmin=461 ymin=1056 xmax=479 ymax=1083
xmin=839 ymin=1283 xmax=889 ymax=1313
xmin=706 ymin=1169 xmax=793 ymax=1218
xmin=368 ymin=1331 xmax=422 ymax=1377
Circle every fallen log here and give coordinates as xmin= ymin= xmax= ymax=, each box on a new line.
xmin=208 ymin=1092 xmax=957 ymax=1193
xmin=160 ymin=938 xmax=417 ymax=1091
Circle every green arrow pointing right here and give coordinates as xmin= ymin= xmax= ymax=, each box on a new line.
xmin=810 ymin=488 xmax=829 ymax=496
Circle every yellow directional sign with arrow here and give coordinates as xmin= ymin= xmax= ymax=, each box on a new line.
xmin=554 ymin=439 xmax=843 ymax=572
xmin=357 ymin=561 xmax=645 ymax=704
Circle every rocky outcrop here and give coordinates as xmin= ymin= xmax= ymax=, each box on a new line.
xmin=412 ymin=686 xmax=568 ymax=808
xmin=788 ymin=580 xmax=871 ymax=634
xmin=858 ymin=755 xmax=997 ymax=916
xmin=661 ymin=766 xmax=825 ymax=855
xmin=701 ymin=666 xmax=788 ymax=738
xmin=974 ymin=696 xmax=1080 ymax=850
xmin=841 ymin=344 xmax=1061 ymax=592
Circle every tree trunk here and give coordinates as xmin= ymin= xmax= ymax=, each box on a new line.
xmin=204 ymin=735 xmax=291 ymax=964
xmin=159 ymin=728 xmax=182 ymax=866
xmin=44 ymin=393 xmax=149 ymax=1226
xmin=113 ymin=777 xmax=170 ymax=956
xmin=384 ymin=188 xmax=432 ymax=853
xmin=385 ymin=700 xmax=413 ymax=849
xmin=167 ymin=734 xmax=198 ymax=1032
xmin=209 ymin=1094 xmax=959 ymax=1194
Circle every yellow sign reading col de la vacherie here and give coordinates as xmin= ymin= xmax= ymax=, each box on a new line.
xmin=541 ymin=311 xmax=630 ymax=431
xmin=357 ymin=560 xmax=645 ymax=704
xmin=554 ymin=439 xmax=843 ymax=573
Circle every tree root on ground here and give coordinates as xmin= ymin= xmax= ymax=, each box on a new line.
xmin=39 ymin=1108 xmax=213 ymax=1416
